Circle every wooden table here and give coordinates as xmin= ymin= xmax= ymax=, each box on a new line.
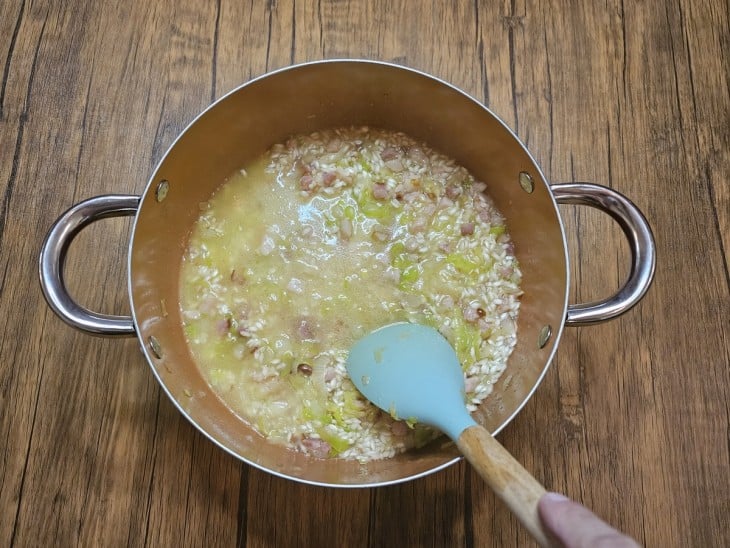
xmin=2 ymin=1 xmax=728 ymax=546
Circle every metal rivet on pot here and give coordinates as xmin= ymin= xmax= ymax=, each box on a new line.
xmin=538 ymin=325 xmax=552 ymax=349
xmin=155 ymin=180 xmax=169 ymax=202
xmin=149 ymin=335 xmax=163 ymax=359
xmin=519 ymin=171 xmax=534 ymax=194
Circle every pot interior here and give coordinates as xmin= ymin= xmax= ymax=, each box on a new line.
xmin=129 ymin=60 xmax=568 ymax=486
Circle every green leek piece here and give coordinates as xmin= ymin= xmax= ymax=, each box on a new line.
xmin=319 ymin=430 xmax=350 ymax=455
xmin=389 ymin=241 xmax=406 ymax=258
xmin=446 ymin=253 xmax=479 ymax=274
xmin=452 ymin=319 xmax=481 ymax=366
xmin=362 ymin=201 xmax=392 ymax=220
xmin=400 ymin=265 xmax=419 ymax=284
xmin=356 ymin=187 xmax=394 ymax=220
xmin=392 ymin=253 xmax=412 ymax=271
xmin=183 ymin=323 xmax=200 ymax=340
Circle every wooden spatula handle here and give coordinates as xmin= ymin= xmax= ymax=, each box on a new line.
xmin=457 ymin=425 xmax=551 ymax=547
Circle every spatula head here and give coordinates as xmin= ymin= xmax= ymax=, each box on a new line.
xmin=346 ymin=322 xmax=476 ymax=439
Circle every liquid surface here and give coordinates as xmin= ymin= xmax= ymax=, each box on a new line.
xmin=180 ymin=127 xmax=522 ymax=460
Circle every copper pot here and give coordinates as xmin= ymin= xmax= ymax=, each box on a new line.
xmin=39 ymin=60 xmax=655 ymax=487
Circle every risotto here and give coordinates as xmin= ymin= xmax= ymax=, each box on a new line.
xmin=179 ymin=127 xmax=522 ymax=461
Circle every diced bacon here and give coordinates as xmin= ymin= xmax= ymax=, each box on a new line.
xmin=301 ymin=436 xmax=331 ymax=458
xmin=380 ymin=146 xmax=400 ymax=161
xmin=322 ymin=171 xmax=337 ymax=187
xmin=300 ymin=175 xmax=315 ymax=191
xmin=372 ymin=182 xmax=389 ymax=200
xmin=460 ymin=222 xmax=475 ymax=236
xmin=445 ymin=185 xmax=462 ymax=200
xmin=391 ymin=421 xmax=408 ymax=436
xmin=464 ymin=376 xmax=479 ymax=393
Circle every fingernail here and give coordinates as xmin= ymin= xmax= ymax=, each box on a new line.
xmin=542 ymin=492 xmax=570 ymax=503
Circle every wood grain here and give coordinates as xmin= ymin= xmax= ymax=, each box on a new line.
xmin=1 ymin=1 xmax=728 ymax=546
xmin=457 ymin=426 xmax=549 ymax=546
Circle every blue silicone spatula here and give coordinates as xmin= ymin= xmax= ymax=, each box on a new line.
xmin=346 ymin=323 xmax=551 ymax=547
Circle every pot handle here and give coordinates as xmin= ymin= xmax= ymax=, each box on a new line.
xmin=39 ymin=195 xmax=140 ymax=337
xmin=551 ymin=183 xmax=656 ymax=326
